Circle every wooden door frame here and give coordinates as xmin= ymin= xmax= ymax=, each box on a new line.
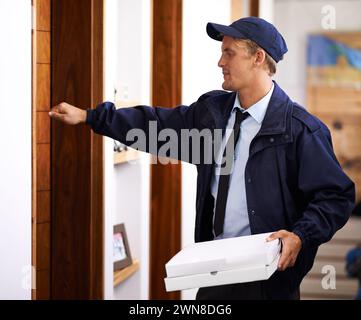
xmin=250 ymin=0 xmax=259 ymax=17
xmin=149 ymin=0 xmax=250 ymax=299
xmin=51 ymin=0 xmax=104 ymax=299
xmin=150 ymin=0 xmax=183 ymax=300
xmin=52 ymin=0 xmax=184 ymax=300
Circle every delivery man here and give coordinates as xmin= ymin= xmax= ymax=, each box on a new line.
xmin=49 ymin=17 xmax=355 ymax=299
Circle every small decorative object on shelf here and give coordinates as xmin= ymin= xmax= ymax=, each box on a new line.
xmin=114 ymin=147 xmax=141 ymax=165
xmin=114 ymin=140 xmax=127 ymax=153
xmin=112 ymin=87 xmax=142 ymax=165
xmin=113 ymin=223 xmax=133 ymax=270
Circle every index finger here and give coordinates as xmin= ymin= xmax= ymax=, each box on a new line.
xmin=51 ymin=104 xmax=64 ymax=113
xmin=49 ymin=110 xmax=65 ymax=121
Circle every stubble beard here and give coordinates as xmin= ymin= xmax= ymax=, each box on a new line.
xmin=222 ymin=80 xmax=234 ymax=92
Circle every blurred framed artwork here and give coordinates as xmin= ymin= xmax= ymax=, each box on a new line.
xmin=113 ymin=223 xmax=133 ymax=270
xmin=307 ymin=32 xmax=361 ymax=88
xmin=307 ymin=32 xmax=361 ymax=203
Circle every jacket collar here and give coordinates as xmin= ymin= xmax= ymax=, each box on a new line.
xmin=201 ymin=81 xmax=293 ymax=137
xmin=256 ymin=81 xmax=292 ymax=137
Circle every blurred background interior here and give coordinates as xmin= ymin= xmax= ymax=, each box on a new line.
xmin=0 ymin=0 xmax=361 ymax=300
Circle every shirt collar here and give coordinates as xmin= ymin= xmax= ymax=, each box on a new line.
xmin=232 ymin=83 xmax=274 ymax=124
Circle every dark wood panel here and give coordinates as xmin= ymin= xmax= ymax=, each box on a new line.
xmin=250 ymin=0 xmax=259 ymax=17
xmin=89 ymin=0 xmax=104 ymax=299
xmin=37 ymin=222 xmax=51 ymax=270
xmin=151 ymin=0 xmax=182 ymax=300
xmin=51 ymin=0 xmax=103 ymax=299
xmin=37 ymin=191 xmax=51 ymax=223
xmin=36 ymin=269 xmax=50 ymax=300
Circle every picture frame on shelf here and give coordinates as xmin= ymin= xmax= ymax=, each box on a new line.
xmin=113 ymin=223 xmax=133 ymax=270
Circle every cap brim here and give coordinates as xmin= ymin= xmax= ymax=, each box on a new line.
xmin=206 ymin=22 xmax=247 ymax=41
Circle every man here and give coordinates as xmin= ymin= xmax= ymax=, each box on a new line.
xmin=346 ymin=244 xmax=361 ymax=300
xmin=49 ymin=17 xmax=355 ymax=299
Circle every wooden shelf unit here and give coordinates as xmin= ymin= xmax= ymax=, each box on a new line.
xmin=114 ymin=148 xmax=141 ymax=165
xmin=114 ymin=259 xmax=140 ymax=287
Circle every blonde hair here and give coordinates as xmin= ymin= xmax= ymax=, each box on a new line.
xmin=235 ymin=39 xmax=277 ymax=76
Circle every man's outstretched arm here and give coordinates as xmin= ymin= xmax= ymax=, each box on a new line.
xmin=49 ymin=100 xmax=197 ymax=143
xmin=49 ymin=100 xmax=199 ymax=161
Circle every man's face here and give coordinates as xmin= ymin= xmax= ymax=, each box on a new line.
xmin=218 ymin=36 xmax=255 ymax=91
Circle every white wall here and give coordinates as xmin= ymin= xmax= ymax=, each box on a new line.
xmin=259 ymin=0 xmax=274 ymax=23
xmin=181 ymin=0 xmax=231 ymax=300
xmin=104 ymin=0 xmax=151 ymax=300
xmin=0 ymin=0 xmax=32 ymax=300
xmin=273 ymin=0 xmax=361 ymax=106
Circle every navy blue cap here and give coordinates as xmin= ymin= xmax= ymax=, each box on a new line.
xmin=207 ymin=17 xmax=288 ymax=63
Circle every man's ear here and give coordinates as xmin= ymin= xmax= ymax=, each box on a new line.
xmin=254 ymin=49 xmax=266 ymax=66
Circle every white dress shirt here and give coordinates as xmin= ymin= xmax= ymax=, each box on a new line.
xmin=211 ymin=83 xmax=274 ymax=239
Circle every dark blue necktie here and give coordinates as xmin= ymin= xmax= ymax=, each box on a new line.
xmin=214 ymin=109 xmax=249 ymax=237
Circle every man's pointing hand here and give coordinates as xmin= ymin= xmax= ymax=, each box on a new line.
xmin=49 ymin=102 xmax=87 ymax=125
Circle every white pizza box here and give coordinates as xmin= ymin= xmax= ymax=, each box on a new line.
xmin=164 ymin=232 xmax=281 ymax=292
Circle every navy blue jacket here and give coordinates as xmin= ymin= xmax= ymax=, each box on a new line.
xmin=87 ymin=82 xmax=355 ymax=299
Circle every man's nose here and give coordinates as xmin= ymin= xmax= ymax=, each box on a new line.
xmin=218 ymin=56 xmax=224 ymax=68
